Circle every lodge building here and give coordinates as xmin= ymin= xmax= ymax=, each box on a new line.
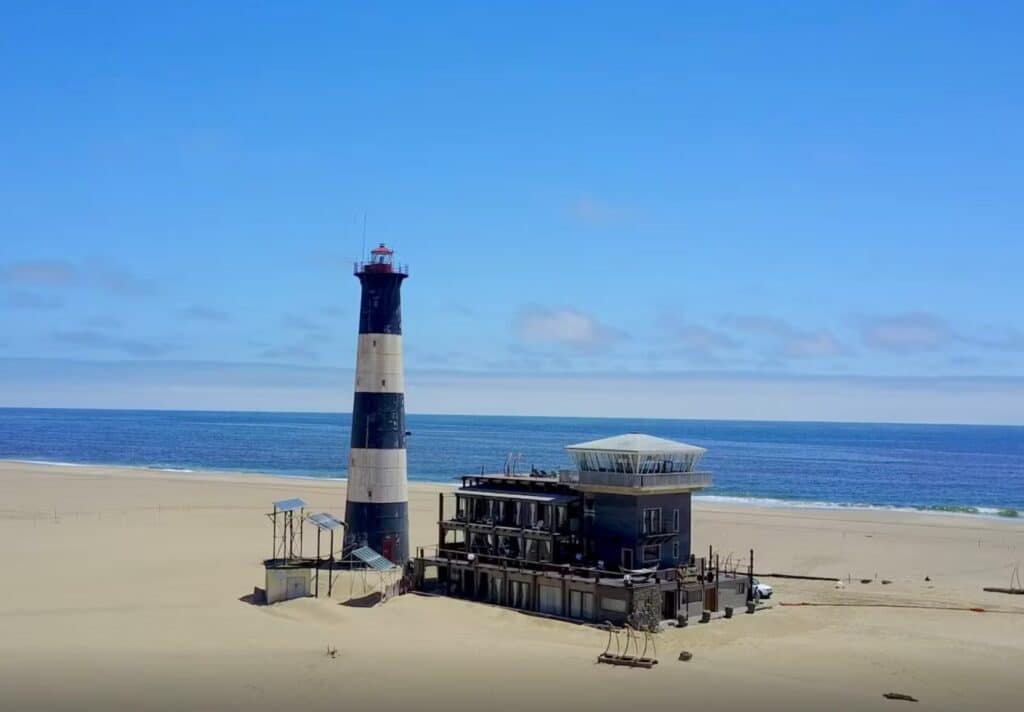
xmin=412 ymin=434 xmax=750 ymax=627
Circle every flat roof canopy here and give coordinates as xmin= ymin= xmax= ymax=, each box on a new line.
xmin=272 ymin=497 xmax=306 ymax=512
xmin=456 ymin=488 xmax=578 ymax=505
xmin=566 ymin=433 xmax=706 ymax=456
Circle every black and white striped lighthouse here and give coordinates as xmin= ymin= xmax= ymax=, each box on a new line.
xmin=345 ymin=243 xmax=409 ymax=564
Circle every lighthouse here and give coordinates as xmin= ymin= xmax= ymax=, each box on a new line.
xmin=345 ymin=243 xmax=409 ymax=564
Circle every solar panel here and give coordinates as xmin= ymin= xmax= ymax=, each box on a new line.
xmin=351 ymin=546 xmax=398 ymax=571
xmin=307 ymin=512 xmax=345 ymax=531
xmin=272 ymin=498 xmax=306 ymax=512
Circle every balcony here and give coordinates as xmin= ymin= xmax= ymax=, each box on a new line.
xmin=353 ymin=260 xmax=409 ymax=276
xmin=558 ymin=469 xmax=712 ymax=492
xmin=440 ymin=515 xmax=574 ymax=539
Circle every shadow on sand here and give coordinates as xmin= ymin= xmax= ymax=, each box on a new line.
xmin=239 ymin=587 xmax=267 ymax=606
xmin=341 ymin=591 xmax=383 ymax=608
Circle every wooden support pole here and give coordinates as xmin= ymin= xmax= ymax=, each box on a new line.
xmin=438 ymin=491 xmax=444 ymax=551
xmin=748 ymin=549 xmax=754 ymax=601
xmin=328 ymin=530 xmax=334 ymax=597
xmin=287 ymin=511 xmax=293 ymax=560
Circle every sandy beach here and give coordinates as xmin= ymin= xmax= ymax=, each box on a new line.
xmin=1 ymin=460 xmax=1022 ymax=712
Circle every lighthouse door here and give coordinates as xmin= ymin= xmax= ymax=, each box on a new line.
xmin=382 ymin=536 xmax=394 ymax=561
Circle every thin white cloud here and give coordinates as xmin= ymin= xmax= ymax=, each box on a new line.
xmin=1 ymin=290 xmax=63 ymax=310
xmin=181 ymin=305 xmax=232 ymax=322
xmin=88 ymin=262 xmax=155 ymax=295
xmin=517 ymin=307 xmax=623 ymax=351
xmin=0 ymin=260 xmax=78 ymax=287
xmin=725 ymin=315 xmax=847 ymax=358
xmin=280 ymin=313 xmax=324 ymax=332
xmin=669 ymin=320 xmax=739 ymax=359
xmin=855 ymin=312 xmax=1024 ymax=355
xmin=0 ymin=259 xmax=155 ymax=296
xmin=50 ymin=330 xmax=178 ymax=357
xmin=259 ymin=343 xmax=321 ymax=362
xmin=857 ymin=313 xmax=952 ymax=353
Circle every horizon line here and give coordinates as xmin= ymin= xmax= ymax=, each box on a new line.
xmin=1 ymin=403 xmax=1021 ymax=430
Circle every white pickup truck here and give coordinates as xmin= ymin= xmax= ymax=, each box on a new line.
xmin=752 ymin=577 xmax=773 ymax=599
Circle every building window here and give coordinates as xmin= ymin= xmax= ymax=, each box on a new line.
xmin=642 ymin=508 xmax=662 ymax=534
xmin=601 ymin=597 xmax=627 ymax=614
xmin=510 ymin=581 xmax=531 ymax=609
xmin=672 ymin=540 xmax=679 ymax=560
xmin=583 ymin=496 xmax=595 ymax=517
xmin=642 ymin=544 xmax=660 ymax=564
xmin=672 ymin=508 xmax=680 ymax=532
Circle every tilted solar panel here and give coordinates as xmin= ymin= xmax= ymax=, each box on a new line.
xmin=351 ymin=546 xmax=398 ymax=571
xmin=272 ymin=498 xmax=306 ymax=512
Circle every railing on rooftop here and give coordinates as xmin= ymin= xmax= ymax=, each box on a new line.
xmin=353 ymin=261 xmax=409 ymax=276
xmin=558 ymin=470 xmax=712 ymax=490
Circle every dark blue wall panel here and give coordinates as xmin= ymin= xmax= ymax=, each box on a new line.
xmin=344 ymin=500 xmax=409 ymax=563
xmin=349 ymin=392 xmax=407 ymax=449
xmin=357 ymin=272 xmax=405 ymax=335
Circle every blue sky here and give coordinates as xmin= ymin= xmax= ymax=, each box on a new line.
xmin=1 ymin=2 xmax=1022 ymax=423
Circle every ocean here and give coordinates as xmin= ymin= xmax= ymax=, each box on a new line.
xmin=1 ymin=407 xmax=1021 ymax=516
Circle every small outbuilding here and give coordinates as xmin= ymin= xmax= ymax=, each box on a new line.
xmin=265 ymin=564 xmax=312 ymax=604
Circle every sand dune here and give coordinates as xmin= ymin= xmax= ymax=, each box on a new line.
xmin=1 ymin=460 xmax=1022 ymax=711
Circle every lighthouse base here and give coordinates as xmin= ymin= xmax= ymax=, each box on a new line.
xmin=344 ymin=500 xmax=409 ymax=564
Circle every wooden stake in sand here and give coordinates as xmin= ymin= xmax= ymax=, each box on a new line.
xmin=883 ymin=692 xmax=918 ymax=702
xmin=983 ymin=563 xmax=1023 ymax=595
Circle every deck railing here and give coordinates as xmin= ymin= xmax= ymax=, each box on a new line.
xmin=419 ymin=546 xmax=720 ymax=584
xmin=558 ymin=470 xmax=712 ymax=490
xmin=353 ymin=261 xmax=409 ymax=276
xmin=440 ymin=518 xmax=574 ymax=538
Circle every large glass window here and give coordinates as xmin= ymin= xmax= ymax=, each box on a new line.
xmin=642 ymin=508 xmax=662 ymax=534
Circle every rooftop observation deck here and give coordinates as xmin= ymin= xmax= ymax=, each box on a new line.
xmin=564 ymin=433 xmax=713 ymax=494
xmin=455 ymin=433 xmax=713 ymax=496
xmin=465 ymin=434 xmax=713 ymax=494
